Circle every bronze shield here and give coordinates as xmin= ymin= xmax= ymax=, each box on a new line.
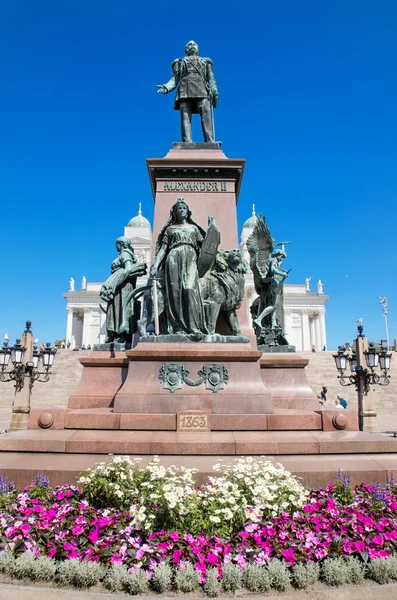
xmin=198 ymin=220 xmax=220 ymax=278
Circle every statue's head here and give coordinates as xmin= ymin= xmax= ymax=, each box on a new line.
xmin=170 ymin=198 xmax=191 ymax=223
xmin=116 ymin=236 xmax=133 ymax=252
xmin=216 ymin=249 xmax=248 ymax=275
xmin=185 ymin=40 xmax=198 ymax=56
xmin=272 ymin=249 xmax=286 ymax=260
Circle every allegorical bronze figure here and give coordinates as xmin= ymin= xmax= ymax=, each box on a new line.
xmin=149 ymin=199 xmax=208 ymax=338
xmin=100 ymin=237 xmax=147 ymax=344
xmin=247 ymin=215 xmax=291 ymax=347
xmin=157 ymin=40 xmax=219 ymax=143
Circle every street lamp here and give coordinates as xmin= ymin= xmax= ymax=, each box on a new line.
xmin=0 ymin=321 xmax=56 ymax=394
xmin=333 ymin=322 xmax=392 ymax=431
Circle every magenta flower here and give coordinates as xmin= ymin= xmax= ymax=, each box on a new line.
xmin=206 ymin=552 xmax=219 ymax=565
xmin=282 ymin=548 xmax=296 ymax=563
xmin=371 ymin=535 xmax=384 ymax=546
xmin=172 ymin=550 xmax=183 ymax=563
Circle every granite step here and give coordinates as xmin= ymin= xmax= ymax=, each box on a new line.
xmin=28 ymin=407 xmax=323 ymax=432
xmin=0 ymin=429 xmax=397 ymax=456
xmin=0 ymin=451 xmax=396 ymax=491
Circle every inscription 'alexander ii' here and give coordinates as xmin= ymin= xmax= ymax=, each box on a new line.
xmin=161 ymin=181 xmax=228 ymax=192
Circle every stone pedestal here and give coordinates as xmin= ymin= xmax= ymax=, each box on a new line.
xmin=113 ymin=342 xmax=273 ymax=416
xmin=260 ymin=353 xmax=319 ymax=410
xmin=68 ymin=352 xmax=128 ymax=409
xmin=147 ymin=146 xmax=254 ymax=341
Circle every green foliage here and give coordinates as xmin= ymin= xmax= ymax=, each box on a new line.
xmin=267 ymin=559 xmax=291 ymax=591
xmin=174 ymin=563 xmax=199 ymax=593
xmin=10 ymin=552 xmax=37 ymax=580
xmin=56 ymin=559 xmax=102 ymax=588
xmin=321 ymin=557 xmax=349 ymax=586
xmin=366 ymin=558 xmax=397 ymax=584
xmin=123 ymin=568 xmax=149 ymax=595
xmin=203 ymin=567 xmax=221 ymax=597
xmin=11 ymin=553 xmax=57 ymax=582
xmin=344 ymin=556 xmax=364 ymax=584
xmin=150 ymin=564 xmax=172 ymax=593
xmin=333 ymin=471 xmax=355 ymax=505
xmin=0 ymin=491 xmax=17 ymax=512
xmin=291 ymin=562 xmax=320 ymax=589
xmin=0 ymin=551 xmax=15 ymax=574
xmin=103 ymin=563 xmax=129 ymax=592
xmin=222 ymin=563 xmax=242 ymax=592
xmin=387 ymin=556 xmax=397 ymax=581
xmin=242 ymin=564 xmax=271 ymax=592
xmin=26 ymin=486 xmax=52 ymax=502
xmin=54 ymin=339 xmax=65 ymax=349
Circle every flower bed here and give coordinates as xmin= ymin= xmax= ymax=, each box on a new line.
xmin=0 ymin=457 xmax=396 ymax=594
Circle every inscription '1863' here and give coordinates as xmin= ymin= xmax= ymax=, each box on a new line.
xmin=162 ymin=181 xmax=227 ymax=192
xmin=177 ymin=413 xmax=209 ymax=432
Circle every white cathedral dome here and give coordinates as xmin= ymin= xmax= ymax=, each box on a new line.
xmin=243 ymin=205 xmax=258 ymax=228
xmin=127 ymin=204 xmax=150 ymax=228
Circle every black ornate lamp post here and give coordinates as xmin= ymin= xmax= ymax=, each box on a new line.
xmin=333 ymin=322 xmax=392 ymax=431
xmin=0 ymin=321 xmax=57 ymax=430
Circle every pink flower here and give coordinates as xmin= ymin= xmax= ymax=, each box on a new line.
xmin=110 ymin=554 xmax=122 ymax=564
xmin=169 ymin=532 xmax=179 ymax=541
xmin=282 ymin=548 xmax=296 ymax=563
xmin=88 ymin=530 xmax=99 ymax=544
xmin=371 ymin=535 xmax=384 ymax=546
xmin=354 ymin=541 xmax=366 ymax=553
xmin=63 ymin=541 xmax=75 ymax=551
xmin=172 ymin=550 xmax=183 ymax=563
xmin=207 ymin=552 xmax=218 ymax=566
xmin=314 ymin=547 xmax=327 ymax=560
xmin=72 ymin=525 xmax=84 ymax=536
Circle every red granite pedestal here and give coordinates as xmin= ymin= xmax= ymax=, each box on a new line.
xmin=68 ymin=352 xmax=128 ymax=409
xmin=113 ymin=342 xmax=273 ymax=416
xmin=260 ymin=353 xmax=320 ymax=410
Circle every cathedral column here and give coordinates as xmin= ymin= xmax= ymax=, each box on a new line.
xmin=314 ymin=315 xmax=321 ymax=351
xmin=82 ymin=309 xmax=92 ymax=346
xmin=66 ymin=308 xmax=74 ymax=346
xmin=319 ymin=310 xmax=327 ymax=349
xmin=301 ymin=310 xmax=311 ymax=351
xmin=284 ymin=309 xmax=293 ymax=340
xmin=309 ymin=314 xmax=316 ymax=348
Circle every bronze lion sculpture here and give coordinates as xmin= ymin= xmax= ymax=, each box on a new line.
xmin=200 ymin=248 xmax=248 ymax=335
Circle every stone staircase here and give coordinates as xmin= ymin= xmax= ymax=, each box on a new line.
xmin=0 ymin=350 xmax=396 ymax=433
xmin=0 ymin=350 xmax=90 ymax=431
xmin=302 ymin=351 xmax=397 ymax=433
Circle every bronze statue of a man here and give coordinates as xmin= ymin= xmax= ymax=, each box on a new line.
xmin=157 ymin=41 xmax=219 ymax=143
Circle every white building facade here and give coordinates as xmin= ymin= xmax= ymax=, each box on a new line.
xmin=64 ymin=206 xmax=328 ymax=351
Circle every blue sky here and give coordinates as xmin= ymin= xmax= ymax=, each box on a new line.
xmin=1 ymin=0 xmax=396 ymax=349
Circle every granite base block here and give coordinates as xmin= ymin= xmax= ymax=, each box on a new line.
xmin=258 ymin=345 xmax=296 ymax=353
xmin=172 ymin=142 xmax=222 ymax=149
xmin=140 ymin=334 xmax=249 ymax=344
xmin=93 ymin=342 xmax=131 ymax=351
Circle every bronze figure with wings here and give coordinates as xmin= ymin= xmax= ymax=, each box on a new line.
xmin=246 ymin=215 xmax=291 ymax=346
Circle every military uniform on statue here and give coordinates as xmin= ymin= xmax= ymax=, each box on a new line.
xmin=157 ymin=40 xmax=219 ymax=144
